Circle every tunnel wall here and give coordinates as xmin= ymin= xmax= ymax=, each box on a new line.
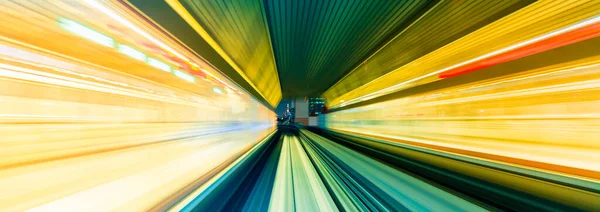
xmin=0 ymin=2 xmax=277 ymax=210
xmin=324 ymin=55 xmax=600 ymax=179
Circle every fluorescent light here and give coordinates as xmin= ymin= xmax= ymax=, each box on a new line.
xmin=173 ymin=70 xmax=195 ymax=82
xmin=212 ymin=87 xmax=223 ymax=94
xmin=117 ymin=44 xmax=146 ymax=61
xmin=57 ymin=18 xmax=114 ymax=47
xmin=147 ymin=58 xmax=171 ymax=72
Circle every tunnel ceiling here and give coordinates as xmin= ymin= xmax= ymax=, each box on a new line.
xmin=129 ymin=0 xmax=535 ymax=103
xmin=263 ymin=0 xmax=433 ymax=97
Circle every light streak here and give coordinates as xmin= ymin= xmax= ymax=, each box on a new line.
xmin=333 ymin=14 xmax=600 ymax=108
xmin=173 ymin=70 xmax=195 ymax=83
xmin=82 ymin=0 xmax=235 ymax=90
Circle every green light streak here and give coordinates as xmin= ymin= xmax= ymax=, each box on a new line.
xmin=58 ymin=18 xmax=114 ymax=47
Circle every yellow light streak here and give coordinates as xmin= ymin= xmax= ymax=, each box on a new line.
xmin=164 ymin=0 xmax=281 ymax=107
xmin=325 ymin=1 xmax=600 ymax=108
xmin=0 ymin=1 xmax=276 ymax=211
xmin=326 ymin=57 xmax=600 ymax=179
xmin=83 ymin=0 xmax=238 ymax=92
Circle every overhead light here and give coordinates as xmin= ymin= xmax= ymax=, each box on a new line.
xmin=117 ymin=44 xmax=146 ymax=61
xmin=57 ymin=18 xmax=114 ymax=47
xmin=173 ymin=70 xmax=195 ymax=82
xmin=212 ymin=87 xmax=223 ymax=94
xmin=147 ymin=58 xmax=171 ymax=72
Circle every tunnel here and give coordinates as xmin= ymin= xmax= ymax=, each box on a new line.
xmin=1 ymin=0 xmax=599 ymax=211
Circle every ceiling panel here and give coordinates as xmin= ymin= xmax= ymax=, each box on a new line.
xmin=264 ymin=0 xmax=434 ymax=97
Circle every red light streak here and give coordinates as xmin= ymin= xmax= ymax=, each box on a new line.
xmin=439 ymin=22 xmax=600 ymax=78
